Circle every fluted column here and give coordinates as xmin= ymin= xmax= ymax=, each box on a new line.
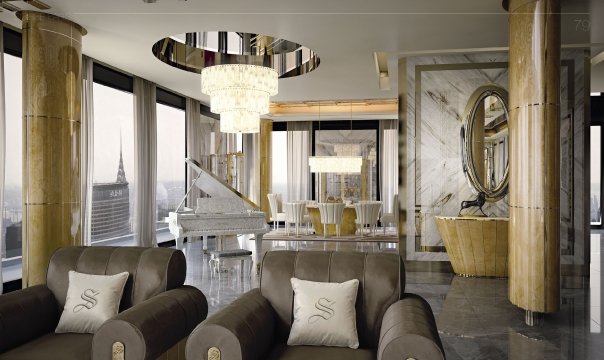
xmin=508 ymin=0 xmax=561 ymax=317
xmin=259 ymin=119 xmax=272 ymax=221
xmin=19 ymin=11 xmax=86 ymax=287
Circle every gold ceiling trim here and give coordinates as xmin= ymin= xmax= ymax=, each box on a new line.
xmin=269 ymin=99 xmax=397 ymax=116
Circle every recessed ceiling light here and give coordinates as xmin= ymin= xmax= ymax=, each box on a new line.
xmin=592 ymin=92 xmax=602 ymax=96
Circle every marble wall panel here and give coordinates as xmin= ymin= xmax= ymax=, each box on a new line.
xmin=403 ymin=50 xmax=588 ymax=266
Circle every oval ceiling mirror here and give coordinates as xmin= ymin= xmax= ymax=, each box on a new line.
xmin=460 ymin=85 xmax=510 ymax=200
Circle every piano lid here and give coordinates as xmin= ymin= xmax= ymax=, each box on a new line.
xmin=180 ymin=157 xmax=259 ymax=211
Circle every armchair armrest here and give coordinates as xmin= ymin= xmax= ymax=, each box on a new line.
xmin=92 ymin=285 xmax=207 ymax=360
xmin=185 ymin=288 xmax=275 ymax=360
xmin=0 ymin=285 xmax=58 ymax=353
xmin=378 ymin=294 xmax=445 ymax=360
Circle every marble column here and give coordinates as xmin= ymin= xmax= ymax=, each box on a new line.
xmin=19 ymin=11 xmax=86 ymax=287
xmin=259 ymin=119 xmax=272 ymax=221
xmin=508 ymin=0 xmax=561 ymax=316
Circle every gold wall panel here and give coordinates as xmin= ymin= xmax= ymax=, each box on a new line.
xmin=259 ymin=119 xmax=272 ymax=222
xmin=508 ymin=0 xmax=561 ymax=313
xmin=435 ymin=217 xmax=508 ymax=277
xmin=20 ymin=11 xmax=85 ymax=287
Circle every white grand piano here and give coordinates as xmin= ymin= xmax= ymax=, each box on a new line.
xmin=168 ymin=158 xmax=269 ymax=270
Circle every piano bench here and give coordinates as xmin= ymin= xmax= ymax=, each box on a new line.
xmin=208 ymin=249 xmax=253 ymax=278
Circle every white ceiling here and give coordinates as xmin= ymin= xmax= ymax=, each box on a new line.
xmin=1 ymin=0 xmax=603 ymax=105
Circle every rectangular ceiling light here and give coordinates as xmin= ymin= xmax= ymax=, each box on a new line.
xmin=308 ymin=156 xmax=362 ymax=173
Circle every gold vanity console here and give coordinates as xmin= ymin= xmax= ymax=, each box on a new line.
xmin=435 ymin=216 xmax=508 ymax=277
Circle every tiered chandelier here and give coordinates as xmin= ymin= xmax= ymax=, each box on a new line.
xmin=152 ymin=31 xmax=320 ymax=134
xmin=201 ymin=64 xmax=278 ymax=133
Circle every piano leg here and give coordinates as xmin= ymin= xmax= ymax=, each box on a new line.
xmin=175 ymin=237 xmax=186 ymax=256
xmin=254 ymin=234 xmax=263 ymax=274
xmin=202 ymin=235 xmax=209 ymax=253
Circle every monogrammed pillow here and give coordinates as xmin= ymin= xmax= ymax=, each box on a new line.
xmin=55 ymin=271 xmax=129 ymax=334
xmin=287 ymin=277 xmax=360 ymax=349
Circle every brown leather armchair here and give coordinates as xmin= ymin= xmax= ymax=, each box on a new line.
xmin=0 ymin=246 xmax=208 ymax=360
xmin=186 ymin=251 xmax=445 ymax=360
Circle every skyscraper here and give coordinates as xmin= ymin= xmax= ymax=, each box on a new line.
xmin=90 ymin=143 xmax=131 ymax=241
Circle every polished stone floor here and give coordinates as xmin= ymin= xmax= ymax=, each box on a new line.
xmin=181 ymin=234 xmax=604 ymax=360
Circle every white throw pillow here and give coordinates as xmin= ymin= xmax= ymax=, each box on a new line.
xmin=287 ymin=277 xmax=360 ymax=349
xmin=55 ymin=271 xmax=129 ymax=334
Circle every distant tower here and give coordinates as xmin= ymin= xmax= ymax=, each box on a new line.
xmin=116 ymin=135 xmax=127 ymax=184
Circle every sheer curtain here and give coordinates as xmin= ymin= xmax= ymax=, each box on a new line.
xmin=287 ymin=121 xmax=311 ymax=201
xmin=185 ymin=98 xmax=202 ymax=206
xmin=81 ymin=56 xmax=94 ymax=246
xmin=133 ymin=77 xmax=157 ymax=247
xmin=243 ymin=133 xmax=260 ymax=203
xmin=380 ymin=119 xmax=399 ymax=213
xmin=0 ymin=23 xmax=5 ymax=293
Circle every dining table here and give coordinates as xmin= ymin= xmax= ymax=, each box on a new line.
xmin=305 ymin=204 xmax=358 ymax=236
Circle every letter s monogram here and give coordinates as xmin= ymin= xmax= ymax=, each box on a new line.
xmin=73 ymin=289 xmax=100 ymax=313
xmin=308 ymin=297 xmax=336 ymax=324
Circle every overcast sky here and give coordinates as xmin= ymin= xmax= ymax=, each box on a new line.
xmin=3 ymin=55 xmax=185 ymax=189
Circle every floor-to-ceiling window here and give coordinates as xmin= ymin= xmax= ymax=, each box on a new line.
xmin=91 ymin=65 xmax=135 ymax=244
xmin=2 ymin=53 xmax=22 ymax=259
xmin=156 ymin=89 xmax=185 ymax=242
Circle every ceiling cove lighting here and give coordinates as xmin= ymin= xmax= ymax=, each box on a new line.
xmin=152 ymin=31 xmax=320 ymax=133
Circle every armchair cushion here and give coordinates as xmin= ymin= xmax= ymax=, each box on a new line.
xmin=288 ymin=278 xmax=360 ymax=349
xmin=0 ymin=333 xmax=92 ymax=360
xmin=93 ymin=285 xmax=207 ymax=360
xmin=377 ymin=294 xmax=445 ymax=360
xmin=0 ymin=285 xmax=58 ymax=353
xmin=56 ymin=271 xmax=129 ymax=334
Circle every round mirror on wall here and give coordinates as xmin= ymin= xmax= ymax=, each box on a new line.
xmin=460 ymin=85 xmax=510 ymax=200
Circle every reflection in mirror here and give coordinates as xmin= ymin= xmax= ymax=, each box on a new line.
xmin=472 ymin=95 xmax=508 ymax=191
xmin=461 ymin=86 xmax=509 ymax=200
xmin=314 ymin=129 xmax=377 ymax=202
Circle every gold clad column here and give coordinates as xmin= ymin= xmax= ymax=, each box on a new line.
xmin=259 ymin=119 xmax=272 ymax=222
xmin=508 ymin=0 xmax=560 ymax=323
xmin=19 ymin=11 xmax=86 ymax=286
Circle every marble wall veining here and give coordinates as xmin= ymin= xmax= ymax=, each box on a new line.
xmin=402 ymin=51 xmax=589 ymax=268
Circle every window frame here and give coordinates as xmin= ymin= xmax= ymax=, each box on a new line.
xmin=155 ymin=90 xmax=187 ymax=238
xmin=592 ymin=93 xmax=604 ymax=229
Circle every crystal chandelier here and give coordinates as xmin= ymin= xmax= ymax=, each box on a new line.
xmin=201 ymin=64 xmax=278 ymax=133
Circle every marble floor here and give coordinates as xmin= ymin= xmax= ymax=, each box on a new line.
xmin=178 ymin=234 xmax=603 ymax=360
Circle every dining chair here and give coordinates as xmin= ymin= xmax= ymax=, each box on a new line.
xmin=317 ymin=203 xmax=345 ymax=237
